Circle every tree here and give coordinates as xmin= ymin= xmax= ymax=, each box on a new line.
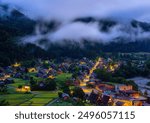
xmin=72 ymin=87 xmax=85 ymax=100
xmin=62 ymin=86 xmax=71 ymax=95
xmin=58 ymin=92 xmax=63 ymax=98
xmin=126 ymin=80 xmax=138 ymax=91
xmin=45 ymin=78 xmax=57 ymax=91
xmin=30 ymin=77 xmax=37 ymax=91
xmin=18 ymin=85 xmax=23 ymax=89
xmin=21 ymin=60 xmax=36 ymax=68
xmin=94 ymin=69 xmax=112 ymax=81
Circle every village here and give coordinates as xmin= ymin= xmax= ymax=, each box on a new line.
xmin=0 ymin=56 xmax=150 ymax=106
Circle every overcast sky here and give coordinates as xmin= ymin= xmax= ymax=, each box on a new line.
xmin=2 ymin=0 xmax=150 ymax=22
xmin=1 ymin=0 xmax=150 ymax=47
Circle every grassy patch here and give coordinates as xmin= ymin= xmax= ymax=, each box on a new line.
xmin=7 ymin=78 xmax=29 ymax=94
xmin=20 ymin=91 xmax=58 ymax=106
xmin=11 ymin=78 xmax=29 ymax=88
xmin=55 ymin=73 xmax=72 ymax=87
xmin=26 ymin=72 xmax=43 ymax=82
xmin=0 ymin=94 xmax=34 ymax=106
xmin=0 ymin=89 xmax=58 ymax=106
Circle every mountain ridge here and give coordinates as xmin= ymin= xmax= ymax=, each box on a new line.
xmin=1 ymin=5 xmax=150 ymax=66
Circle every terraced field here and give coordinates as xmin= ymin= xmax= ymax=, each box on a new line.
xmin=20 ymin=91 xmax=58 ymax=106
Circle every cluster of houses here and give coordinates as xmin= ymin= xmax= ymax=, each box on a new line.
xmin=0 ymin=58 xmax=96 ymax=92
xmin=118 ymin=53 xmax=150 ymax=70
xmin=87 ymin=83 xmax=150 ymax=106
xmin=1 ymin=57 xmax=150 ymax=106
xmin=76 ymin=58 xmax=150 ymax=106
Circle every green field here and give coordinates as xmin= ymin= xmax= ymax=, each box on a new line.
xmin=0 ymin=91 xmax=58 ymax=106
xmin=26 ymin=72 xmax=43 ymax=81
xmin=0 ymin=94 xmax=34 ymax=106
xmin=0 ymin=73 xmax=72 ymax=106
xmin=20 ymin=91 xmax=58 ymax=106
xmin=1 ymin=76 xmax=58 ymax=106
xmin=55 ymin=73 xmax=72 ymax=87
xmin=11 ymin=78 xmax=29 ymax=87
xmin=7 ymin=78 xmax=29 ymax=94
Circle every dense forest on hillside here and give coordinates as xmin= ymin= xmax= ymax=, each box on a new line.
xmin=1 ymin=8 xmax=150 ymax=66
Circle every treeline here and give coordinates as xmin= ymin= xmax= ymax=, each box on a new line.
xmin=114 ymin=61 xmax=150 ymax=78
xmin=101 ymin=40 xmax=150 ymax=52
xmin=94 ymin=69 xmax=138 ymax=91
xmin=2 ymin=10 xmax=150 ymax=66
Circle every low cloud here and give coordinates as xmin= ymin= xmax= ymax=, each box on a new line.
xmin=2 ymin=0 xmax=150 ymax=48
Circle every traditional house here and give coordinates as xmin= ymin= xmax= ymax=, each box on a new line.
xmin=62 ymin=93 xmax=70 ymax=100
xmin=113 ymin=97 xmax=133 ymax=106
xmin=131 ymin=96 xmax=147 ymax=106
xmin=28 ymin=68 xmax=37 ymax=73
xmin=115 ymin=84 xmax=133 ymax=92
xmin=14 ymin=72 xmax=22 ymax=78
xmin=98 ymin=84 xmax=115 ymax=92
xmin=12 ymin=63 xmax=21 ymax=67
xmin=113 ymin=95 xmax=147 ymax=106
xmin=88 ymin=91 xmax=99 ymax=104
xmin=119 ymin=90 xmax=140 ymax=98
xmin=102 ymin=95 xmax=110 ymax=105
xmin=0 ymin=81 xmax=5 ymax=87
xmin=48 ymin=75 xmax=55 ymax=79
xmin=5 ymin=78 xmax=14 ymax=84
xmin=115 ymin=101 xmax=129 ymax=106
xmin=16 ymin=86 xmax=31 ymax=92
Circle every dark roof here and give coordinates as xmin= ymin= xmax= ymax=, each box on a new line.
xmin=102 ymin=95 xmax=110 ymax=105
xmin=116 ymin=101 xmax=125 ymax=106
xmin=89 ymin=92 xmax=99 ymax=103
xmin=0 ymin=81 xmax=5 ymax=86
xmin=119 ymin=90 xmax=138 ymax=94
xmin=62 ymin=93 xmax=69 ymax=98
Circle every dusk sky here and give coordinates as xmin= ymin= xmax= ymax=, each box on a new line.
xmin=1 ymin=0 xmax=150 ymax=22
xmin=1 ymin=0 xmax=150 ymax=47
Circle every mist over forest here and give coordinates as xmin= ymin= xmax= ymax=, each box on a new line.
xmin=1 ymin=0 xmax=150 ymax=66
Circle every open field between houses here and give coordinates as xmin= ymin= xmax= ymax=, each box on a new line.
xmin=0 ymin=91 xmax=58 ymax=106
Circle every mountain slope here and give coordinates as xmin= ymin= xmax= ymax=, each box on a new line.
xmin=1 ymin=5 xmax=150 ymax=66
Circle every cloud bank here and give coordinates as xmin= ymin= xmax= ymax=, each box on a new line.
xmin=1 ymin=0 xmax=150 ymax=48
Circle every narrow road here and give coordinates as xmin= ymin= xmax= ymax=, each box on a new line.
xmin=80 ymin=57 xmax=102 ymax=94
xmin=47 ymin=58 xmax=102 ymax=105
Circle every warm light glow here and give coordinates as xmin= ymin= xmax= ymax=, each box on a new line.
xmin=0 ymin=74 xmax=11 ymax=81
xmin=80 ymin=62 xmax=86 ymax=65
xmin=82 ymin=88 xmax=93 ymax=94
xmin=12 ymin=63 xmax=21 ymax=67
xmin=5 ymin=75 xmax=11 ymax=78
xmin=80 ymin=57 xmax=102 ymax=94
xmin=28 ymin=68 xmax=37 ymax=73
xmin=48 ymin=75 xmax=55 ymax=79
xmin=16 ymin=86 xmax=31 ymax=92
xmin=80 ymin=83 xmax=86 ymax=87
xmin=113 ymin=99 xmax=132 ymax=106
